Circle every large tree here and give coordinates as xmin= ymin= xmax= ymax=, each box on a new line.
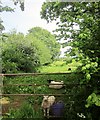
xmin=41 ymin=2 xmax=100 ymax=66
xmin=28 ymin=27 xmax=60 ymax=60
xmin=26 ymin=32 xmax=52 ymax=65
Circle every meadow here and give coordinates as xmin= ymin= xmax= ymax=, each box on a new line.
xmin=39 ymin=59 xmax=82 ymax=73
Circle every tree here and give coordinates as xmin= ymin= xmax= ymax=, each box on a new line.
xmin=0 ymin=0 xmax=24 ymax=72
xmin=28 ymin=27 xmax=60 ymax=61
xmin=2 ymin=32 xmax=40 ymax=73
xmin=26 ymin=33 xmax=52 ymax=65
xmin=41 ymin=2 xmax=100 ymax=65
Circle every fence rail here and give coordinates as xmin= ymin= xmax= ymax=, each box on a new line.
xmin=0 ymin=72 xmax=70 ymax=76
xmin=0 ymin=83 xmax=88 ymax=87
xmin=0 ymin=93 xmax=71 ymax=96
xmin=0 ymin=72 xmax=99 ymax=76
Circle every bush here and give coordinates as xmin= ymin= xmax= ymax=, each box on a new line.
xmin=2 ymin=33 xmax=40 ymax=73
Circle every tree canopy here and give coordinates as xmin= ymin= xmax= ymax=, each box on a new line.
xmin=1 ymin=32 xmax=40 ymax=73
xmin=28 ymin=27 xmax=60 ymax=60
xmin=41 ymin=2 xmax=100 ymax=73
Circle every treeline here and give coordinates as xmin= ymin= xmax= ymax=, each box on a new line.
xmin=1 ymin=27 xmax=60 ymax=73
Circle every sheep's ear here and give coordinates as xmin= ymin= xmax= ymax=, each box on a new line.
xmin=43 ymin=95 xmax=48 ymax=98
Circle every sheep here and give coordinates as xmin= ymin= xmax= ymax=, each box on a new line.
xmin=47 ymin=79 xmax=64 ymax=89
xmin=41 ymin=95 xmax=56 ymax=117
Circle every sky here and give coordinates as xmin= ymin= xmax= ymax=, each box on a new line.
xmin=1 ymin=0 xmax=75 ymax=57
xmin=1 ymin=0 xmax=57 ymax=34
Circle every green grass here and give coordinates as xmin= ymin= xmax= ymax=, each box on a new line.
xmin=39 ymin=60 xmax=82 ymax=73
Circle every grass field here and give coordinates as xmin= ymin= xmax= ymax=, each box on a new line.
xmin=39 ymin=60 xmax=82 ymax=73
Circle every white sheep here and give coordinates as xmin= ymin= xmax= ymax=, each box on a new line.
xmin=48 ymin=80 xmax=64 ymax=89
xmin=41 ymin=95 xmax=56 ymax=117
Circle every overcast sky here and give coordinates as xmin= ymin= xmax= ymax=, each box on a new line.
xmin=1 ymin=0 xmax=57 ymax=34
xmin=1 ymin=0 xmax=76 ymax=57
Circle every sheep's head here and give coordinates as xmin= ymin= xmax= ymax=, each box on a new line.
xmin=43 ymin=96 xmax=48 ymax=101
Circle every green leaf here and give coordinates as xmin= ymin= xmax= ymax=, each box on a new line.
xmin=86 ymin=73 xmax=91 ymax=80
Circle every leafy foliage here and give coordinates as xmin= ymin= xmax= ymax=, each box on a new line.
xmin=26 ymin=32 xmax=52 ymax=65
xmin=2 ymin=32 xmax=40 ymax=73
xmin=86 ymin=93 xmax=100 ymax=108
xmin=2 ymin=27 xmax=60 ymax=73
xmin=41 ymin=2 xmax=100 ymax=65
xmin=28 ymin=27 xmax=60 ymax=60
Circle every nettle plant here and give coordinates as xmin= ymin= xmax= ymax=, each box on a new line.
xmin=85 ymin=93 xmax=100 ymax=108
xmin=81 ymin=58 xmax=98 ymax=82
xmin=80 ymin=57 xmax=100 ymax=108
